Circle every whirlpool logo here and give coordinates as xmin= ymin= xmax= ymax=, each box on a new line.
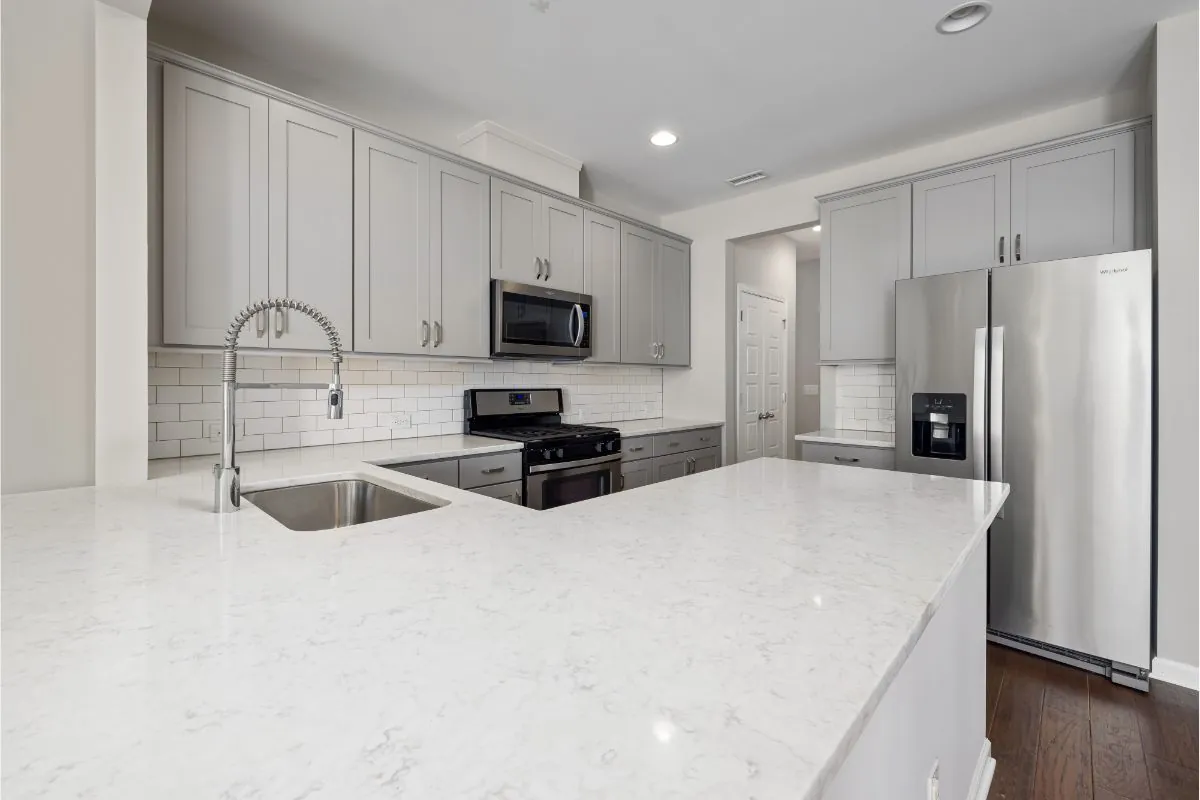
xmin=1100 ymin=267 xmax=1129 ymax=275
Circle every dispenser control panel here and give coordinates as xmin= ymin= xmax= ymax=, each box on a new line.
xmin=911 ymin=392 xmax=967 ymax=460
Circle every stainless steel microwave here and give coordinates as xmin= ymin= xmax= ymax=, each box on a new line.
xmin=491 ymin=280 xmax=592 ymax=360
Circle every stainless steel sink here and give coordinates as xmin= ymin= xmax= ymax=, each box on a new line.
xmin=243 ymin=479 xmax=444 ymax=531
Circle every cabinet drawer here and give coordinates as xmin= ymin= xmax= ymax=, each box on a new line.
xmin=621 ymin=436 xmax=653 ymax=462
xmin=459 ymin=451 xmax=523 ymax=489
xmin=387 ymin=458 xmax=459 ymax=487
xmin=653 ymin=426 xmax=721 ymax=456
xmin=801 ymin=442 xmax=895 ymax=470
xmin=468 ymin=480 xmax=523 ymax=505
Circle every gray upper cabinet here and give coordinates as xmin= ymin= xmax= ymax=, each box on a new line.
xmin=491 ymin=179 xmax=540 ymax=285
xmin=620 ymin=223 xmax=658 ymax=365
xmin=583 ymin=210 xmax=622 ymax=363
xmin=1009 ymin=130 xmax=1136 ymax=264
xmin=353 ymin=130 xmax=429 ymax=354
xmin=656 ymin=236 xmax=691 ymax=366
xmin=267 ymin=99 xmax=353 ymax=351
xmin=162 ymin=64 xmax=268 ymax=347
xmin=429 ymin=157 xmax=490 ymax=358
xmin=490 ymin=178 xmax=585 ymax=293
xmin=820 ymin=183 xmax=912 ymax=361
xmin=912 ymin=161 xmax=1011 ymax=277
xmin=542 ymin=196 xmax=584 ymax=292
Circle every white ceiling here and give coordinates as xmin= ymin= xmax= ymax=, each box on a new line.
xmin=782 ymin=228 xmax=821 ymax=263
xmin=148 ymin=0 xmax=1183 ymax=215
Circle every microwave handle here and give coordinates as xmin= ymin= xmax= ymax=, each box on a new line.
xmin=571 ymin=304 xmax=585 ymax=347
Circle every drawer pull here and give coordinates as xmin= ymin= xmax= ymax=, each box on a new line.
xmin=628 ymin=445 xmax=645 ymax=452
xmin=667 ymin=441 xmax=680 ymax=448
xmin=833 ymin=456 xmax=860 ymax=464
xmin=480 ymin=466 xmax=507 ymax=474
xmin=699 ymin=436 xmax=711 ymax=443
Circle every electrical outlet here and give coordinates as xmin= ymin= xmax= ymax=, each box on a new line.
xmin=927 ymin=759 xmax=940 ymax=800
xmin=387 ymin=413 xmax=411 ymax=430
xmin=205 ymin=422 xmax=222 ymax=442
xmin=803 ymin=384 xmax=819 ymax=396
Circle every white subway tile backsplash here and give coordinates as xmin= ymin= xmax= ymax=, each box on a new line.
xmin=148 ymin=351 xmax=665 ymax=459
xmin=834 ymin=363 xmax=897 ymax=433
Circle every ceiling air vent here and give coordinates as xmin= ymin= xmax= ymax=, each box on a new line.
xmin=726 ymin=170 xmax=769 ymax=188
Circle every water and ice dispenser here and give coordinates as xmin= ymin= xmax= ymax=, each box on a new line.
xmin=910 ymin=393 xmax=967 ymax=460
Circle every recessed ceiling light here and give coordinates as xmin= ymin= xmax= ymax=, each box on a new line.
xmin=650 ymin=130 xmax=678 ymax=147
xmin=936 ymin=1 xmax=992 ymax=34
xmin=812 ymin=225 xmax=821 ymax=232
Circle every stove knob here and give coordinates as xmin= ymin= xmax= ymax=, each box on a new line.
xmin=607 ymin=441 xmax=616 ymax=452
xmin=542 ymin=449 xmax=552 ymax=460
xmin=556 ymin=448 xmax=564 ymax=458
xmin=595 ymin=442 xmax=603 ymax=453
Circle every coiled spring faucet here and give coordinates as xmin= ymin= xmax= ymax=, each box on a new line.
xmin=214 ymin=298 xmax=344 ymax=513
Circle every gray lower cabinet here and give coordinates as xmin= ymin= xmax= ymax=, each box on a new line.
xmin=458 ymin=452 xmax=522 ymax=489
xmin=619 ymin=459 xmax=653 ymax=492
xmin=468 ymin=480 xmax=523 ymax=504
xmin=1009 ymin=130 xmax=1136 ymax=264
xmin=820 ymin=183 xmax=913 ymax=362
xmin=652 ymin=453 xmax=689 ymax=482
xmin=800 ymin=442 xmax=895 ymax=470
xmin=689 ymin=446 xmax=722 ymax=474
xmin=912 ymin=161 xmax=1010 ymax=278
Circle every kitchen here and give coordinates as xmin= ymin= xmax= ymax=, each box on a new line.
xmin=2 ymin=0 xmax=1197 ymax=798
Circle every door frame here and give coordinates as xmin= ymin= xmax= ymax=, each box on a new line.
xmin=735 ymin=284 xmax=789 ymax=463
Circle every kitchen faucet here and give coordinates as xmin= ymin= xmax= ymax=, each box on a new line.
xmin=213 ymin=298 xmax=344 ymax=513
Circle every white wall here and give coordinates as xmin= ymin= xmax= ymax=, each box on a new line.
xmin=659 ymin=92 xmax=1149 ymax=435
xmin=731 ymin=235 xmax=797 ymax=458
xmin=95 ymin=2 xmax=148 ymax=484
xmin=1151 ymin=10 xmax=1199 ymax=682
xmin=794 ymin=259 xmax=820 ymax=437
xmin=2 ymin=0 xmax=97 ymax=494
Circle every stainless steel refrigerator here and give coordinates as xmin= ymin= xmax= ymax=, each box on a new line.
xmin=895 ymin=250 xmax=1153 ymax=689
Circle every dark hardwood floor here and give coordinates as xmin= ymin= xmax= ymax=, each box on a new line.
xmin=987 ymin=644 xmax=1199 ymax=800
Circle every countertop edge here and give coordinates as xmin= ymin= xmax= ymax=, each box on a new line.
xmin=803 ymin=482 xmax=1010 ymax=798
xmin=615 ymin=419 xmax=725 ymax=437
xmin=794 ymin=430 xmax=896 ymax=449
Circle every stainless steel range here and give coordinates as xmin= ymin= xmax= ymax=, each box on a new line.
xmin=465 ymin=388 xmax=620 ymax=510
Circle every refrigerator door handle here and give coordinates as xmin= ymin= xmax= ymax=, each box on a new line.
xmin=973 ymin=327 xmax=987 ymax=481
xmin=990 ymin=325 xmax=1005 ymax=516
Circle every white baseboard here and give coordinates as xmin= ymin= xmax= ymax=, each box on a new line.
xmin=967 ymin=739 xmax=995 ymax=800
xmin=1152 ymin=657 xmax=1200 ymax=691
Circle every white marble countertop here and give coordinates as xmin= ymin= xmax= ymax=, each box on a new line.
xmin=3 ymin=457 xmax=1005 ymax=799
xmin=148 ymin=433 xmax=524 ymax=478
xmin=610 ymin=417 xmax=725 ymax=436
xmin=795 ymin=429 xmax=897 ymax=449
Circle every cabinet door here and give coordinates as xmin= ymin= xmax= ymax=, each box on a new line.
xmin=690 ymin=446 xmax=723 ymax=474
xmin=267 ymin=100 xmax=353 ymax=350
xmin=468 ymin=480 xmax=523 ymax=505
xmin=353 ymin=130 xmax=429 ymax=354
xmin=583 ymin=210 xmax=622 ymax=362
xmin=820 ymin=184 xmax=912 ymax=361
xmin=1010 ymin=131 xmax=1135 ymax=264
xmin=542 ymin=196 xmax=584 ymax=292
xmin=490 ymin=178 xmax=541 ymax=284
xmin=620 ymin=459 xmax=653 ymax=491
xmin=620 ymin=223 xmax=657 ymax=364
xmin=656 ymin=236 xmax=691 ymax=366
xmin=430 ymin=158 xmax=489 ymax=358
xmin=162 ymin=65 xmax=268 ymax=347
xmin=912 ymin=162 xmax=1010 ymax=277
xmin=652 ymin=453 xmax=689 ymax=483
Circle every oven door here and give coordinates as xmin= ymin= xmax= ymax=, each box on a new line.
xmin=492 ymin=280 xmax=592 ymax=359
xmin=526 ymin=454 xmax=620 ymax=510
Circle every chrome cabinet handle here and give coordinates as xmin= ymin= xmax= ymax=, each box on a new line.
xmin=536 ymin=257 xmax=543 ymax=280
xmin=833 ymin=456 xmax=860 ymax=464
xmin=274 ymin=307 xmax=285 ymax=337
xmin=998 ymin=235 xmax=1005 ymax=264
xmin=421 ymin=320 xmax=430 ymax=347
xmin=667 ymin=441 xmax=680 ymax=448
xmin=619 ymin=474 xmax=625 ymax=490
xmin=433 ymin=321 xmax=443 ymax=347
xmin=544 ymin=258 xmax=551 ymax=280
xmin=686 ymin=457 xmax=696 ymax=474
xmin=628 ymin=445 xmax=645 ymax=452
xmin=481 ymin=466 xmax=506 ymax=474
xmin=256 ymin=310 xmax=267 ymax=337
xmin=1014 ymin=233 xmax=1021 ymax=261
xmin=699 ymin=436 xmax=711 ymax=443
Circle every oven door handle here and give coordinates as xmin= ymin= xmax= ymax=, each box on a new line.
xmin=527 ymin=453 xmax=622 ymax=475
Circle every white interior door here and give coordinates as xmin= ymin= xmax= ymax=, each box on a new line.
xmin=761 ymin=297 xmax=787 ymax=458
xmin=737 ymin=288 xmax=787 ymax=462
